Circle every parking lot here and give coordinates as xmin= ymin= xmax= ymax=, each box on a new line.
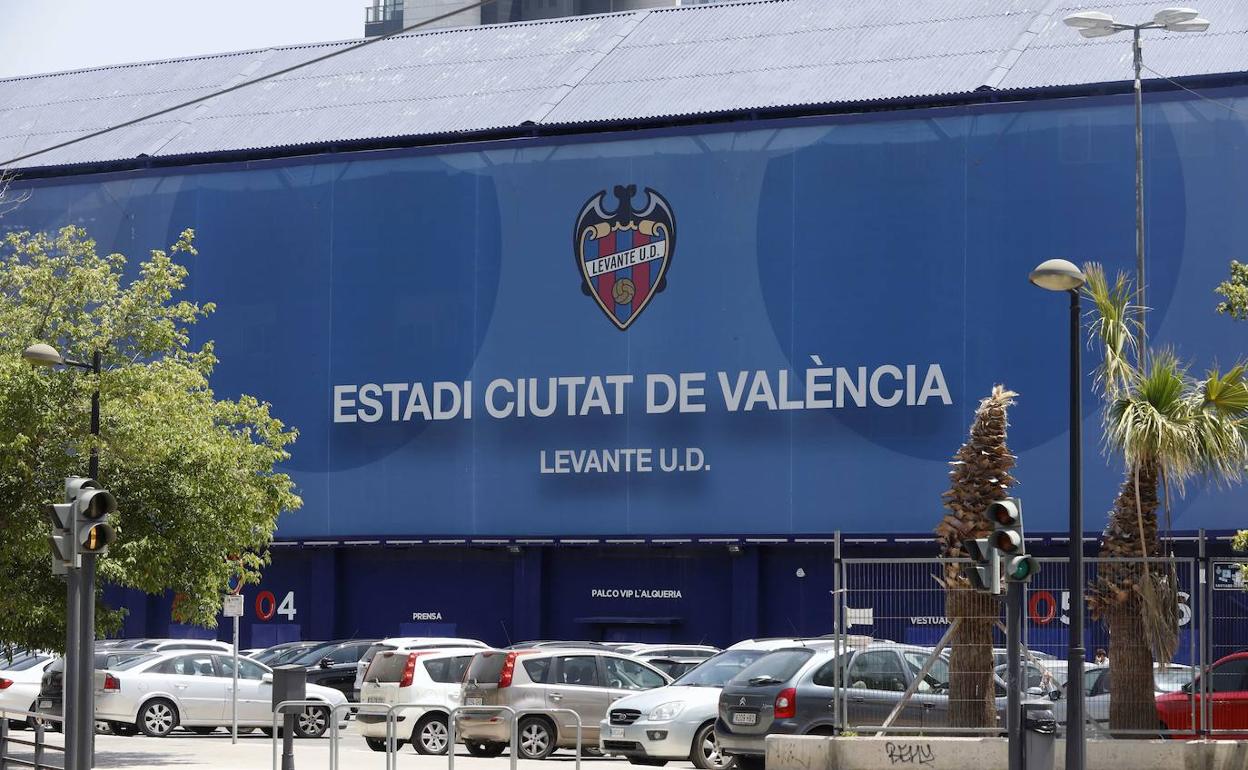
xmin=8 ymin=731 xmax=683 ymax=770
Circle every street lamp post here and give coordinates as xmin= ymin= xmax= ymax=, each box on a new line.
xmin=23 ymin=343 xmax=101 ymax=770
xmin=1029 ymin=260 xmax=1087 ymax=770
xmin=1062 ymin=7 xmax=1210 ymax=358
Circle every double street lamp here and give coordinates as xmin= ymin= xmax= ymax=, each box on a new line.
xmin=23 ymin=342 xmax=101 ymax=770
xmin=1062 ymin=7 xmax=1210 ymax=354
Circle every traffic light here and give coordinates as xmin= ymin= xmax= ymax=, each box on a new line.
xmin=47 ymin=501 xmax=77 ymax=575
xmin=68 ymin=477 xmax=118 ymax=556
xmin=986 ymin=497 xmax=1039 ymax=583
xmin=962 ymin=536 xmax=1001 ymax=595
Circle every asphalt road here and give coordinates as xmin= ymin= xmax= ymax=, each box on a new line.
xmin=3 ymin=729 xmax=698 ymax=770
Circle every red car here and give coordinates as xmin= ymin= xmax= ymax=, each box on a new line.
xmin=1156 ymin=652 xmax=1248 ymax=737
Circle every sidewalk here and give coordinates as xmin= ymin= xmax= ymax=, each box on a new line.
xmin=9 ymin=731 xmax=663 ymax=770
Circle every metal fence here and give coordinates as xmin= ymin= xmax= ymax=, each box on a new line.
xmin=833 ymin=554 xmax=1242 ymax=739
xmin=269 ymin=700 xmax=585 ymax=770
xmin=0 ymin=708 xmax=65 ymax=770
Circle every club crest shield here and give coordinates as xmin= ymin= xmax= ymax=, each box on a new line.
xmin=574 ymin=185 xmax=676 ymax=330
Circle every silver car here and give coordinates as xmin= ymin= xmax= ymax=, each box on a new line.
xmin=458 ymin=648 xmax=672 ymax=760
xmin=716 ymin=642 xmax=1029 ymax=767
xmin=600 ymin=639 xmax=826 ymax=769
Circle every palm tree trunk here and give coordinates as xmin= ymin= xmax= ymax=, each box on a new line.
xmin=1090 ymin=462 xmax=1162 ymax=734
xmin=946 ymin=588 xmax=998 ymax=728
xmin=1105 ymin=601 xmax=1157 ymax=733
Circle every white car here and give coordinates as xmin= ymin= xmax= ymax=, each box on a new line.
xmin=130 ymin=639 xmax=232 ymax=653
xmin=1 ymin=656 xmax=54 ymax=729
xmin=600 ymin=639 xmax=823 ymax=770
xmin=94 ymin=651 xmax=347 ymax=738
xmin=355 ymin=648 xmax=481 ymax=754
xmin=353 ymin=638 xmax=488 ymax=702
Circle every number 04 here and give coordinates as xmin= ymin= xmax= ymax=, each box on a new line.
xmin=277 ymin=591 xmax=297 ymax=620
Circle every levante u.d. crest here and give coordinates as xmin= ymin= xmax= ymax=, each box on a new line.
xmin=573 ymin=185 xmax=676 ymax=330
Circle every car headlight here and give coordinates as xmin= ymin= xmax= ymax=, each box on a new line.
xmin=647 ymin=702 xmax=685 ymax=721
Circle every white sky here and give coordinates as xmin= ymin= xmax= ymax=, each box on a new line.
xmin=0 ymin=0 xmax=360 ymax=79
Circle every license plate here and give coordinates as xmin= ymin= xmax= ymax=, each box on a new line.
xmin=731 ymin=712 xmax=757 ymax=726
xmin=608 ymin=727 xmax=625 ymax=739
xmin=464 ymin=697 xmax=483 ymax=706
xmin=366 ymin=696 xmax=385 ymax=704
xmin=39 ymin=701 xmax=52 ymax=710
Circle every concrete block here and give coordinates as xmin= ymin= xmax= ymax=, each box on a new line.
xmin=765 ymin=735 xmax=1248 ymax=770
xmin=766 ymin=735 xmax=834 ymax=770
xmin=767 ymin=735 xmax=1005 ymax=770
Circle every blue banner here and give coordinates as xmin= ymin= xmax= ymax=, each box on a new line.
xmin=9 ymin=88 xmax=1247 ymax=538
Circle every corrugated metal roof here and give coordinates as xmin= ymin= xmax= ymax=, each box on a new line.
xmin=1 ymin=0 xmax=1245 ymax=171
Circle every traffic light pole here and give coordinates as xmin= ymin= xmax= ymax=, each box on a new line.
xmin=63 ymin=565 xmax=79 ymax=770
xmin=1006 ymin=580 xmax=1023 ymax=770
xmin=76 ymin=350 xmax=101 ymax=770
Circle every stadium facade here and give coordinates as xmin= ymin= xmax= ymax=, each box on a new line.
xmin=3 ymin=0 xmax=1247 ymax=651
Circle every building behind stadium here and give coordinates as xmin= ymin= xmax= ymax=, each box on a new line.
xmin=3 ymin=0 xmax=1248 ymax=653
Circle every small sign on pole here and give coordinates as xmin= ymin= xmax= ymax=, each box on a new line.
xmin=224 ymin=593 xmax=245 ymax=744
xmin=223 ymin=594 xmax=245 ymax=617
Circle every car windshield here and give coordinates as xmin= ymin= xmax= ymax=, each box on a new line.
xmin=361 ymin=644 xmax=396 ymax=666
xmin=729 ymin=649 xmax=814 ymax=687
xmin=674 ymin=650 xmax=769 ymax=687
xmin=289 ymin=644 xmax=341 ymax=666
xmin=4 ymin=656 xmax=47 ymax=672
xmin=367 ymin=652 xmax=414 ymax=683
xmin=266 ymin=645 xmax=316 ymax=665
xmin=465 ymin=651 xmax=509 ymax=685
xmin=111 ymin=654 xmax=157 ymax=671
xmin=1155 ymin=669 xmax=1193 ymax=693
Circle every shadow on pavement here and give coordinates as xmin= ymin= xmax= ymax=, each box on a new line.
xmin=95 ymin=752 xmax=197 ymax=767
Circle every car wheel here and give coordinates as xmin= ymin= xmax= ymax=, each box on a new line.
xmin=517 ymin=716 xmax=557 ymax=760
xmin=366 ymin=737 xmax=389 ymax=752
xmin=294 ymin=705 xmax=330 ymax=739
xmin=110 ymin=722 xmax=139 ymax=737
xmin=138 ymin=699 xmax=179 ymax=738
xmin=464 ymin=740 xmax=507 ymax=758
xmin=413 ymin=713 xmax=450 ymax=755
xmin=188 ymin=726 xmax=217 ymax=735
xmin=692 ymin=723 xmax=734 ymax=770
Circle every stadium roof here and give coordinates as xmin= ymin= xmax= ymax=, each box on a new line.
xmin=2 ymin=0 xmax=1247 ymax=171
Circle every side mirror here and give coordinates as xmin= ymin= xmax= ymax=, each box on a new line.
xmin=261 ymin=673 xmax=273 ymax=684
xmin=1025 ymin=686 xmax=1044 ymax=697
xmin=319 ymin=657 xmax=333 ymax=669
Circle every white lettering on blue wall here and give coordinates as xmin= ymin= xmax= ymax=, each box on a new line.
xmin=332 ymin=363 xmax=952 ymax=423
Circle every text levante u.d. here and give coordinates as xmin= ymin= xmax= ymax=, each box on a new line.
xmin=332 ymin=363 xmax=952 ymax=423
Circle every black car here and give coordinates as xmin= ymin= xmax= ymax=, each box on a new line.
xmin=253 ymin=641 xmax=323 ymax=667
xmin=37 ymin=650 xmax=152 ymax=733
xmin=285 ymin=640 xmax=375 ymax=701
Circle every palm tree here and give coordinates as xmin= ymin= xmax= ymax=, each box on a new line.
xmin=935 ymin=385 xmax=1017 ymax=728
xmin=1083 ymin=263 xmax=1248 ymax=732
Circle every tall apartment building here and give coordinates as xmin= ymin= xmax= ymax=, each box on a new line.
xmin=365 ymin=0 xmax=727 ymax=35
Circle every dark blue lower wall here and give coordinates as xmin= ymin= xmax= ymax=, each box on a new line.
xmin=101 ymin=538 xmax=1247 ymax=666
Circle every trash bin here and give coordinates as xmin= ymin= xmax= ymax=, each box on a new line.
xmin=1022 ymin=703 xmax=1057 ymax=770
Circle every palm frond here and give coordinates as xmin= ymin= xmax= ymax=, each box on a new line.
xmin=1082 ymin=263 xmax=1140 ymax=400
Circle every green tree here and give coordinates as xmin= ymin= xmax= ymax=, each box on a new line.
xmin=1084 ymin=263 xmax=1248 ymax=732
xmin=1215 ymin=260 xmax=1248 ymax=320
xmin=0 ymin=225 xmax=300 ymax=652
xmin=1215 ymin=260 xmax=1248 ymax=566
